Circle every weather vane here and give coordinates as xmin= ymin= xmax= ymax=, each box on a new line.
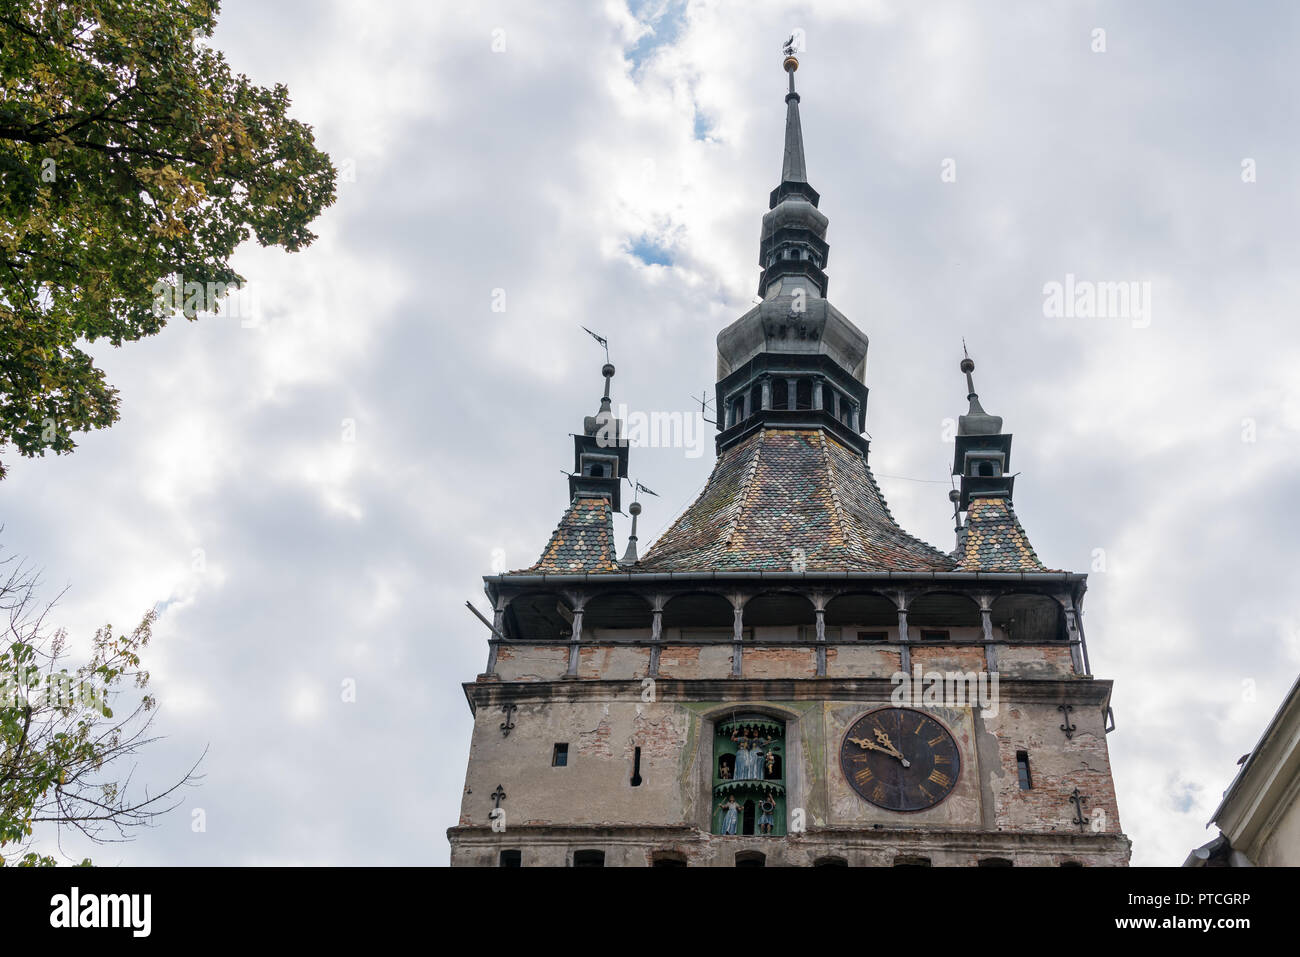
xmin=581 ymin=325 xmax=610 ymax=363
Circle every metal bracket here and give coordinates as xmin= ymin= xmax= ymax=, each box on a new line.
xmin=1058 ymin=704 xmax=1077 ymax=740
xmin=500 ymin=702 xmax=517 ymax=737
xmin=1069 ymin=788 xmax=1088 ymax=832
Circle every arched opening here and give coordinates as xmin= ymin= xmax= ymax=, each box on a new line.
xmin=764 ymin=753 xmax=782 ymax=780
xmin=795 ymin=379 xmax=812 ymax=411
xmin=813 ymin=856 xmax=848 ymax=867
xmin=991 ymin=593 xmax=1066 ymax=642
xmin=502 ymin=591 xmax=574 ymax=641
xmin=652 ymin=852 xmax=687 ymax=867
xmin=825 ymin=592 xmax=897 ymax=634
xmin=978 ymin=857 xmax=1013 ymax=867
xmin=893 ymin=855 xmax=932 ymax=868
xmin=743 ymin=592 xmax=815 ymax=629
xmin=907 ymin=591 xmax=982 ymax=630
xmin=662 ymin=592 xmax=733 ymax=636
xmin=713 ymin=712 xmax=787 ymax=837
xmin=582 ymin=591 xmax=653 ymax=636
xmin=735 ymin=851 xmax=766 ymax=867
xmin=573 ymin=850 xmax=605 ymax=867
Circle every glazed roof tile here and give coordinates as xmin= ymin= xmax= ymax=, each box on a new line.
xmin=527 ymin=496 xmax=621 ymax=574
xmin=638 ymin=429 xmax=956 ymax=572
xmin=957 ymin=496 xmax=1048 ymax=572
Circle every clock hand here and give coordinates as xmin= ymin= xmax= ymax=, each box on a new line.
xmin=868 ymin=728 xmax=909 ymax=764
xmin=848 ymin=735 xmax=911 ymax=768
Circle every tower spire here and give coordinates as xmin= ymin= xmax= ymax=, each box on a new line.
xmin=781 ymin=53 xmax=807 ymax=184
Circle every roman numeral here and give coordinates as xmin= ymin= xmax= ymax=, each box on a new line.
xmin=928 ymin=735 xmax=945 ymax=747
xmin=917 ymin=784 xmax=934 ymax=801
xmin=872 ymin=784 xmax=886 ymax=802
xmin=933 ymin=754 xmax=951 ymax=765
xmin=929 ymin=770 xmax=951 ymax=788
xmin=855 ymin=767 xmax=873 ymax=785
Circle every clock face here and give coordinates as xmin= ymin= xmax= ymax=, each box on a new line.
xmin=839 ymin=708 xmax=961 ymax=812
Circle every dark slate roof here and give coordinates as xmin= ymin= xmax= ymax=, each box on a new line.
xmin=957 ymin=496 xmax=1048 ymax=572
xmin=527 ymin=496 xmax=621 ymax=573
xmin=638 ymin=429 xmax=956 ymax=572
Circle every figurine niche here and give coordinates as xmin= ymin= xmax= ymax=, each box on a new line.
xmin=731 ymin=728 xmax=773 ymax=781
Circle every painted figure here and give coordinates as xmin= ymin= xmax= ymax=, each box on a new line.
xmin=719 ymin=796 xmax=741 ymax=835
xmin=758 ymin=795 xmax=776 ymax=834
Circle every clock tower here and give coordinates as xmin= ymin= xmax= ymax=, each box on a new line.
xmin=448 ymin=53 xmax=1130 ymax=867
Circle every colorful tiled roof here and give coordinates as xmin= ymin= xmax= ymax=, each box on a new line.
xmin=638 ymin=429 xmax=957 ymax=572
xmin=529 ymin=496 xmax=621 ymax=573
xmin=957 ymin=496 xmax=1047 ymax=572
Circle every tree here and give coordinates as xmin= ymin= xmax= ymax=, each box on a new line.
xmin=0 ymin=548 xmax=203 ymax=865
xmin=0 ymin=0 xmax=336 ymax=477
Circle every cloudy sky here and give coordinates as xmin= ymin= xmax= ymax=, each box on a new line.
xmin=6 ymin=0 xmax=1299 ymax=866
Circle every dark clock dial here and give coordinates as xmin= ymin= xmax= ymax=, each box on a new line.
xmin=839 ymin=707 xmax=961 ymax=812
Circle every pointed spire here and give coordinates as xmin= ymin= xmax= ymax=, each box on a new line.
xmin=957 ymin=344 xmax=1003 ymax=436
xmin=621 ymin=499 xmax=642 ymax=564
xmin=952 ymin=344 xmax=1015 ymax=512
xmin=758 ymin=49 xmax=828 ymax=299
xmin=570 ymin=345 xmax=628 ymax=511
xmin=781 ymin=57 xmax=807 ymax=184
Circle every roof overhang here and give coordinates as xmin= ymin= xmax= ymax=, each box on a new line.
xmin=1209 ymin=673 xmax=1300 ymax=863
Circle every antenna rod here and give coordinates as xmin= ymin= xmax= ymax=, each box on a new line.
xmin=465 ymin=601 xmax=506 ymax=640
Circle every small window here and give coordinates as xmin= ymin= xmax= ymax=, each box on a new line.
xmin=857 ymin=631 xmax=888 ymax=642
xmin=552 ymin=743 xmax=569 ymax=767
xmin=919 ymin=629 xmax=949 ymax=642
xmin=499 ymin=849 xmax=521 ymax=867
xmin=893 ymin=855 xmax=931 ymax=868
xmin=573 ymin=850 xmax=605 ymax=868
xmin=978 ymin=857 xmax=1013 ymax=867
xmin=1016 ymin=751 xmax=1032 ymax=790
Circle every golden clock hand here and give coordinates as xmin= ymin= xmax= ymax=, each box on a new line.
xmin=849 ymin=735 xmax=911 ymax=768
xmin=873 ymin=728 xmax=911 ymax=767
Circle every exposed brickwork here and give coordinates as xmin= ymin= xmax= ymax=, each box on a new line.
xmin=987 ymin=704 xmax=1122 ymax=835
xmin=912 ymin=646 xmax=987 ymax=673
xmin=744 ymin=646 xmax=817 ymax=678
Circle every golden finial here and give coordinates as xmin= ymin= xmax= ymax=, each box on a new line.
xmin=782 ymin=34 xmax=799 ymax=73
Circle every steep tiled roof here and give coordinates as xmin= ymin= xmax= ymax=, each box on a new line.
xmin=639 ymin=429 xmax=956 ymax=572
xmin=529 ymin=496 xmax=621 ymax=573
xmin=957 ymin=496 xmax=1047 ymax=572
